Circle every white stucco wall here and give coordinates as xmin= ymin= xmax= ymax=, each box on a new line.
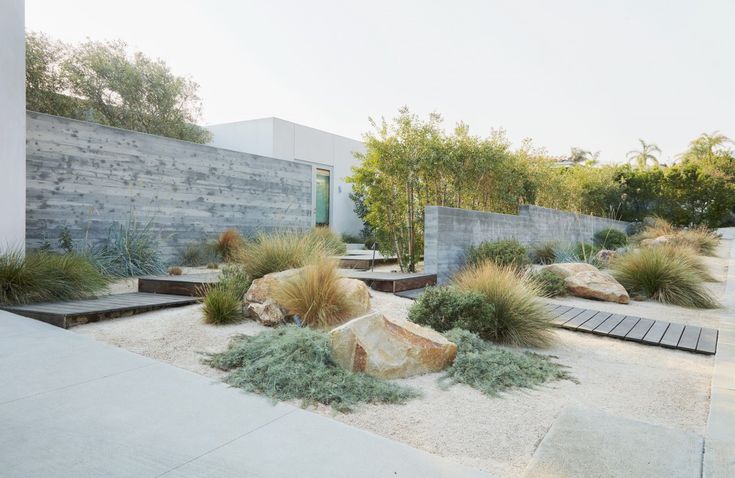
xmin=0 ymin=0 xmax=26 ymax=251
xmin=207 ymin=118 xmax=365 ymax=236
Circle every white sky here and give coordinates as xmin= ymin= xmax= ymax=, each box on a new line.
xmin=25 ymin=0 xmax=735 ymax=164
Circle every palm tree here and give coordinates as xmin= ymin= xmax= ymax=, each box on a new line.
xmin=682 ymin=131 xmax=733 ymax=162
xmin=626 ymin=139 xmax=661 ymax=169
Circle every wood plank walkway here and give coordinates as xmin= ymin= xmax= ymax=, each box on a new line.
xmin=138 ymin=273 xmax=219 ymax=296
xmin=545 ymin=303 xmax=718 ymax=355
xmin=340 ymin=271 xmax=437 ymax=293
xmin=393 ymin=287 xmax=718 ymax=355
xmin=2 ymin=293 xmax=197 ymax=329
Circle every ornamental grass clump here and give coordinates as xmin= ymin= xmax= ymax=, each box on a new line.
xmin=529 ymin=242 xmax=557 ymax=265
xmin=305 ymin=227 xmax=347 ymax=256
xmin=610 ymin=246 xmax=719 ymax=309
xmin=235 ymin=231 xmax=327 ymax=279
xmin=440 ymin=328 xmax=575 ymax=396
xmin=452 ymin=262 xmax=555 ymax=347
xmin=672 ymin=226 xmax=720 ymax=256
xmin=216 ymin=228 xmax=244 ymax=262
xmin=201 ymin=265 xmax=251 ymax=325
xmin=635 ymin=216 xmax=676 ymax=241
xmin=207 ymin=327 xmax=420 ymax=412
xmin=274 ymin=258 xmax=363 ymax=328
xmin=0 ymin=249 xmax=109 ymax=305
xmin=91 ymin=218 xmax=165 ymax=277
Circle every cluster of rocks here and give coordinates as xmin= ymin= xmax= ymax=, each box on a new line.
xmin=541 ymin=262 xmax=629 ymax=304
xmin=241 ymin=268 xmax=458 ymax=379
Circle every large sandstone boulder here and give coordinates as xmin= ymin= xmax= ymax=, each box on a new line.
xmin=329 ymin=313 xmax=457 ymax=379
xmin=245 ymin=269 xmax=301 ymax=304
xmin=542 ymin=262 xmax=599 ymax=279
xmin=564 ymin=270 xmax=630 ymax=304
xmin=336 ymin=277 xmax=371 ymax=317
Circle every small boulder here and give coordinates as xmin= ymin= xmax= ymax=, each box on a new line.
xmin=564 ymin=270 xmax=630 ymax=304
xmin=329 ymin=312 xmax=457 ymax=379
xmin=336 ymin=277 xmax=371 ymax=316
xmin=246 ymin=299 xmax=288 ymax=327
xmin=542 ymin=262 xmax=599 ymax=279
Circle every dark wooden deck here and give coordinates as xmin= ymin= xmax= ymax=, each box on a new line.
xmin=335 ymin=251 xmax=398 ymax=270
xmin=394 ymin=287 xmax=718 ymax=355
xmin=138 ymin=273 xmax=219 ymax=296
xmin=341 ymin=271 xmax=437 ymax=293
xmin=2 ymin=293 xmax=198 ymax=329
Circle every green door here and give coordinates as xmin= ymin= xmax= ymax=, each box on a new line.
xmin=315 ymin=169 xmax=330 ymax=226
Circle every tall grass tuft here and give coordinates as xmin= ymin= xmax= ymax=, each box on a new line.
xmin=217 ymin=229 xmax=243 ymax=262
xmin=207 ymin=326 xmax=420 ymax=412
xmin=0 ymin=249 xmax=109 ymax=305
xmin=235 ymin=231 xmax=328 ymax=279
xmin=91 ymin=218 xmax=165 ymax=277
xmin=452 ymin=262 xmax=555 ymax=347
xmin=610 ymin=246 xmax=719 ymax=308
xmin=529 ymin=242 xmax=557 ymax=265
xmin=274 ymin=258 xmax=363 ymax=328
xmin=180 ymin=240 xmax=221 ymax=266
xmin=305 ymin=227 xmax=347 ymax=256
xmin=201 ymin=265 xmax=251 ymax=325
xmin=672 ymin=227 xmax=720 ymax=256
xmin=635 ymin=216 xmax=676 ymax=241
xmin=440 ymin=328 xmax=575 ymax=396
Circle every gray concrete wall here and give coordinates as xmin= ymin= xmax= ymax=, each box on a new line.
xmin=26 ymin=112 xmax=313 ymax=262
xmin=0 ymin=0 xmax=26 ymax=251
xmin=425 ymin=204 xmax=629 ymax=283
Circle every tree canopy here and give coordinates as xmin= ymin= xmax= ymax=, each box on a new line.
xmin=349 ymin=110 xmax=735 ymax=271
xmin=25 ymin=32 xmax=211 ymax=143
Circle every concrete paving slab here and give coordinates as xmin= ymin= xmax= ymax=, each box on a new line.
xmin=523 ymin=407 xmax=703 ymax=478
xmin=163 ymin=407 xmax=489 ymax=478
xmin=0 ymin=310 xmax=493 ymax=478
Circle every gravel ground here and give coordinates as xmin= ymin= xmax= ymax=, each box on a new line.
xmin=74 ymin=244 xmax=728 ymax=477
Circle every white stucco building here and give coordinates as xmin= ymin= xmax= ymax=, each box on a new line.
xmin=0 ymin=0 xmax=26 ymax=251
xmin=207 ymin=117 xmax=365 ymax=236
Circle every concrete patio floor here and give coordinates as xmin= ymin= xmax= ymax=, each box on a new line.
xmin=0 ymin=310 xmax=490 ymax=478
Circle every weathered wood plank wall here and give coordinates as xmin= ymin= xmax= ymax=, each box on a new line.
xmin=26 ymin=112 xmax=313 ymax=262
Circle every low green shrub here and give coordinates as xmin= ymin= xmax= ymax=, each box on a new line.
xmin=530 ymin=269 xmax=567 ymax=297
xmin=408 ymin=286 xmax=495 ymax=334
xmin=0 ymin=249 xmax=109 ymax=305
xmin=440 ymin=329 xmax=575 ymax=396
xmin=340 ymin=233 xmax=364 ymax=244
xmin=452 ymin=262 xmax=555 ymax=347
xmin=201 ymin=265 xmax=251 ymax=325
xmin=91 ymin=218 xmax=165 ymax=277
xmin=610 ymin=246 xmax=719 ymax=308
xmin=207 ymin=327 xmax=420 ymax=412
xmin=465 ymin=239 xmax=529 ymax=268
xmin=575 ymin=242 xmax=600 ymax=262
xmin=529 ymin=242 xmax=557 ymax=265
xmin=593 ymin=228 xmax=628 ymax=250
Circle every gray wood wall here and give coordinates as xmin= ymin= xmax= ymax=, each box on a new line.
xmin=26 ymin=112 xmax=313 ymax=262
